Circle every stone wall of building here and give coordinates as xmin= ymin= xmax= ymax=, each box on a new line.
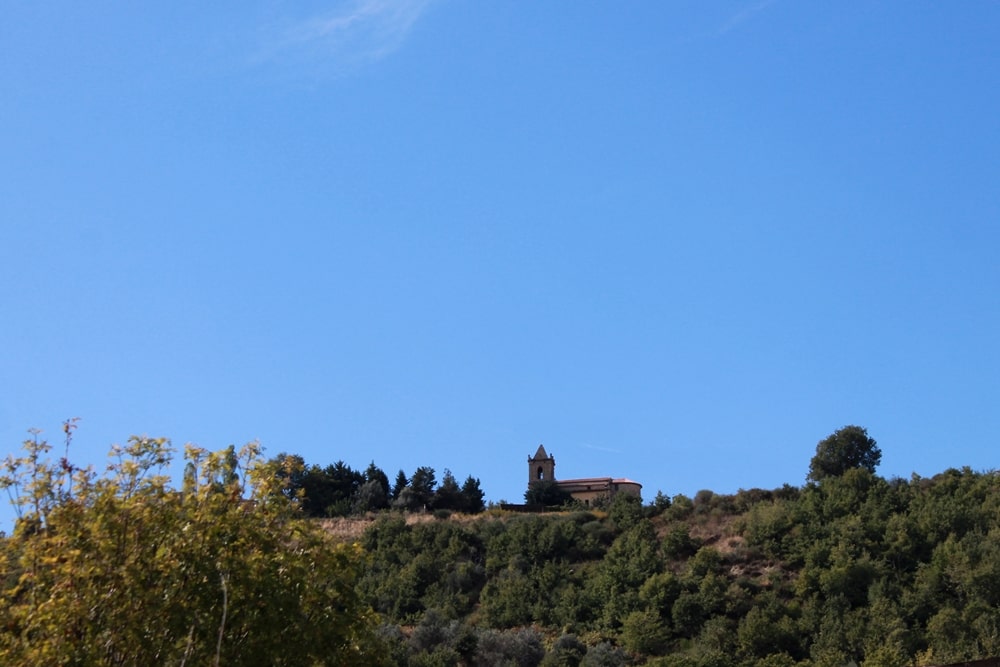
xmin=527 ymin=444 xmax=641 ymax=505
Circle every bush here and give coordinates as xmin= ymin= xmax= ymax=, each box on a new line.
xmin=663 ymin=525 xmax=700 ymax=560
xmin=0 ymin=435 xmax=385 ymax=666
xmin=475 ymin=627 xmax=546 ymax=667
xmin=542 ymin=633 xmax=587 ymax=667
xmin=622 ymin=609 xmax=670 ymax=655
xmin=580 ymin=642 xmax=627 ymax=667
xmin=668 ymin=494 xmax=694 ymax=520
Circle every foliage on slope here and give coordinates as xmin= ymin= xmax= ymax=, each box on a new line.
xmin=4 ymin=423 xmax=999 ymax=667
xmin=360 ymin=467 xmax=1000 ymax=667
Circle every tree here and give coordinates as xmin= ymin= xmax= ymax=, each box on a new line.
xmin=461 ymin=475 xmax=486 ymax=514
xmin=365 ymin=461 xmax=391 ymax=499
xmin=392 ymin=469 xmax=409 ymax=500
xmin=432 ymin=469 xmax=463 ymax=511
xmin=807 ymin=425 xmax=881 ymax=482
xmin=622 ymin=609 xmax=670 ymax=655
xmin=591 ymin=522 xmax=662 ymax=628
xmin=354 ymin=479 xmax=389 ymax=513
xmin=608 ymin=492 xmax=643 ymax=531
xmin=213 ymin=443 xmax=240 ymax=490
xmin=409 ymin=467 xmax=437 ymax=507
xmin=542 ymin=634 xmax=586 ymax=666
xmin=474 ymin=627 xmax=545 ymax=667
xmin=648 ymin=490 xmax=672 ymax=515
xmin=390 ymin=467 xmax=437 ymax=512
xmin=580 ymin=642 xmax=627 ymax=667
xmin=322 ymin=460 xmax=365 ymax=516
xmin=268 ymin=452 xmax=307 ymax=501
xmin=0 ymin=430 xmax=387 ymax=666
xmin=354 ymin=462 xmax=391 ymax=513
xmin=524 ymin=480 xmax=572 ymax=507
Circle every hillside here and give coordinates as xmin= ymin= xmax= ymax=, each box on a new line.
xmin=341 ymin=467 xmax=1000 ymax=666
xmin=4 ymin=433 xmax=998 ymax=666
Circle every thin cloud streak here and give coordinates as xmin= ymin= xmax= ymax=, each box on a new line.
xmin=258 ymin=0 xmax=435 ymax=74
xmin=718 ymin=0 xmax=777 ymax=35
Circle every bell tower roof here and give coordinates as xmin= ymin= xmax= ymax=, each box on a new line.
xmin=529 ymin=444 xmax=555 ymax=483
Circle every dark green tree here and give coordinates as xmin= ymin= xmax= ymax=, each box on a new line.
xmin=410 ymin=467 xmax=437 ymax=507
xmin=524 ymin=480 xmax=572 ymax=507
xmin=622 ymin=609 xmax=670 ymax=655
xmin=354 ymin=479 xmax=389 ymax=513
xmin=461 ymin=475 xmax=486 ymax=514
xmin=326 ymin=460 xmax=364 ymax=501
xmin=543 ymin=633 xmax=587 ymax=666
xmin=808 ymin=425 xmax=881 ymax=481
xmin=212 ymin=443 xmax=240 ymax=490
xmin=392 ymin=470 xmax=408 ymax=500
xmin=432 ymin=469 xmax=463 ymax=511
xmin=474 ymin=628 xmax=545 ymax=667
xmin=365 ymin=461 xmax=391 ymax=498
xmin=354 ymin=461 xmax=391 ymax=512
xmin=648 ymin=490 xmax=672 ymax=515
xmin=608 ymin=492 xmax=643 ymax=531
xmin=301 ymin=460 xmax=364 ymax=517
xmin=268 ymin=452 xmax=307 ymax=500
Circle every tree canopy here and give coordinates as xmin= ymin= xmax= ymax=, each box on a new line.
xmin=807 ymin=424 xmax=882 ymax=481
xmin=524 ymin=479 xmax=573 ymax=507
xmin=272 ymin=457 xmax=485 ymax=518
xmin=0 ymin=430 xmax=386 ymax=666
xmin=12 ymin=422 xmax=1000 ymax=666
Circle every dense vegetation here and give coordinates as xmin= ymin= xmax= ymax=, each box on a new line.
xmin=3 ymin=424 xmax=999 ymax=666
xmin=352 ymin=427 xmax=1000 ymax=666
xmin=268 ymin=453 xmax=486 ymax=517
xmin=0 ymin=426 xmax=385 ymax=666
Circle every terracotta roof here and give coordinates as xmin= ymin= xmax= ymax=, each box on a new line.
xmin=557 ymin=477 xmax=614 ymax=485
xmin=555 ymin=477 xmax=642 ymax=486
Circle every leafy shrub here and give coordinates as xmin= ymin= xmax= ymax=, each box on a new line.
xmin=667 ymin=494 xmax=694 ymax=520
xmin=622 ymin=609 xmax=670 ymax=655
xmin=475 ymin=627 xmax=545 ymax=667
xmin=580 ymin=642 xmax=627 ymax=667
xmin=663 ymin=525 xmax=700 ymax=560
xmin=0 ymin=435 xmax=384 ymax=666
xmin=542 ymin=633 xmax=587 ymax=667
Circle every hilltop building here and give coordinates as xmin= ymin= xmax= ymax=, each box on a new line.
xmin=527 ymin=444 xmax=642 ymax=506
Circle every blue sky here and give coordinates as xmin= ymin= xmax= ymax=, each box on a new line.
xmin=2 ymin=1 xmax=998 ymax=525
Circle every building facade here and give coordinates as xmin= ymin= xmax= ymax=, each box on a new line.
xmin=527 ymin=444 xmax=642 ymax=505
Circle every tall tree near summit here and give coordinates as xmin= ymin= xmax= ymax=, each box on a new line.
xmin=461 ymin=475 xmax=486 ymax=513
xmin=524 ymin=479 xmax=572 ymax=507
xmin=391 ymin=470 xmax=408 ymax=500
xmin=431 ymin=469 xmax=463 ymax=511
xmin=807 ymin=425 xmax=882 ymax=481
xmin=409 ymin=466 xmax=437 ymax=507
xmin=364 ymin=461 xmax=391 ymax=498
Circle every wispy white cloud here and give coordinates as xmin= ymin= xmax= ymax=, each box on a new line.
xmin=668 ymin=0 xmax=778 ymax=47
xmin=257 ymin=0 xmax=435 ymax=75
xmin=718 ymin=0 xmax=777 ymax=35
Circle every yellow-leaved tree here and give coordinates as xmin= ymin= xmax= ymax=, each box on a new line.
xmin=0 ymin=423 xmax=388 ymax=666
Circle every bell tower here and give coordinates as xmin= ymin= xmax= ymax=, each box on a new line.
xmin=528 ymin=444 xmax=555 ymax=484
